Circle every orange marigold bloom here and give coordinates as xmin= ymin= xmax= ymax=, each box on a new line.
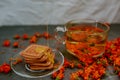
xmin=114 ymin=56 xmax=120 ymax=66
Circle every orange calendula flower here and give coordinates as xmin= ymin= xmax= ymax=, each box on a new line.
xmin=114 ymin=56 xmax=120 ymax=66
xmin=3 ymin=39 xmax=10 ymax=47
xmin=30 ymin=36 xmax=37 ymax=43
xmin=70 ymin=73 xmax=79 ymax=80
xmin=13 ymin=41 xmax=19 ymax=48
xmin=14 ymin=34 xmax=20 ymax=39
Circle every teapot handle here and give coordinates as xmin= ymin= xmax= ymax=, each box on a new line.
xmin=54 ymin=26 xmax=66 ymax=44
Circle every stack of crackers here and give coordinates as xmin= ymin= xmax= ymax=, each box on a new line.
xmin=20 ymin=44 xmax=54 ymax=70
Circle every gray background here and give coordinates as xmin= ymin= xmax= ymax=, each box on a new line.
xmin=0 ymin=0 xmax=120 ymax=25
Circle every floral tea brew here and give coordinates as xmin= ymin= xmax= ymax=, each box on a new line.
xmin=65 ymin=25 xmax=109 ymax=58
xmin=55 ymin=19 xmax=110 ymax=59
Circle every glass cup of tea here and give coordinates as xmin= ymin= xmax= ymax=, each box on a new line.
xmin=55 ymin=19 xmax=110 ymax=59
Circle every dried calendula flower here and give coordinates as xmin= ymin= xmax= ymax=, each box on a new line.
xmin=3 ymin=39 xmax=10 ymax=47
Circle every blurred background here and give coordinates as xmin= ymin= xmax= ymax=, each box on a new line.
xmin=0 ymin=0 xmax=120 ymax=25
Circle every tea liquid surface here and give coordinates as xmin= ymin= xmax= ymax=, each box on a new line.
xmin=65 ymin=25 xmax=107 ymax=57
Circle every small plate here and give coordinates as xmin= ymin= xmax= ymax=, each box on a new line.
xmin=10 ymin=49 xmax=64 ymax=78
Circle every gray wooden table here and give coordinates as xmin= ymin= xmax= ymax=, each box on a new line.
xmin=0 ymin=24 xmax=120 ymax=80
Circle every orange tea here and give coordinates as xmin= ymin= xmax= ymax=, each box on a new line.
xmin=55 ymin=19 xmax=110 ymax=61
xmin=65 ymin=25 xmax=108 ymax=57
